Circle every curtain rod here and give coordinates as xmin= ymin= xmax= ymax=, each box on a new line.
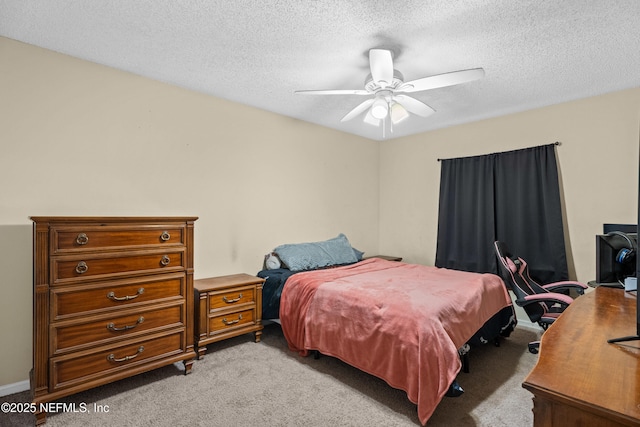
xmin=437 ymin=141 xmax=561 ymax=162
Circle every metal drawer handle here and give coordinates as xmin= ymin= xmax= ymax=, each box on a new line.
xmin=107 ymin=316 xmax=145 ymax=332
xmin=160 ymin=231 xmax=171 ymax=241
xmin=76 ymin=233 xmax=89 ymax=245
xmin=160 ymin=255 xmax=171 ymax=266
xmin=222 ymin=314 xmax=243 ymax=325
xmin=75 ymin=261 xmax=88 ymax=274
xmin=107 ymin=287 xmax=145 ymax=302
xmin=107 ymin=346 xmax=144 ymax=363
xmin=222 ymin=293 xmax=243 ymax=304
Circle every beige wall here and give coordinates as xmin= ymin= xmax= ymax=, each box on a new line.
xmin=0 ymin=37 xmax=379 ymax=388
xmin=379 ymin=88 xmax=640 ymax=284
xmin=2 ymin=35 xmax=639 ymax=389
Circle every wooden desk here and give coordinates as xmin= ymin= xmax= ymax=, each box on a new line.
xmin=522 ymin=286 xmax=640 ymax=426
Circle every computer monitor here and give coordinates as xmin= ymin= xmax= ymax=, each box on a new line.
xmin=605 ymin=160 xmax=640 ymax=343
xmin=603 ymin=223 xmax=637 ymax=234
xmin=595 ymin=232 xmax=637 ymax=284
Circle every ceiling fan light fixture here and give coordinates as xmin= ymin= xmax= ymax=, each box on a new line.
xmin=295 ymin=48 xmax=484 ymax=135
xmin=370 ymin=98 xmax=389 ymax=119
xmin=363 ymin=109 xmax=381 ymax=126
xmin=390 ymin=102 xmax=409 ymax=124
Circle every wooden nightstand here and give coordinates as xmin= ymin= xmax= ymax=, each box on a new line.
xmin=364 ymin=255 xmax=403 ymax=262
xmin=194 ymin=274 xmax=264 ymax=359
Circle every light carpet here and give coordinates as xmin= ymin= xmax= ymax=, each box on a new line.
xmin=1 ymin=323 xmax=540 ymax=426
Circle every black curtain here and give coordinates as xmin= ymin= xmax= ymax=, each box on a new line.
xmin=435 ymin=144 xmax=568 ymax=283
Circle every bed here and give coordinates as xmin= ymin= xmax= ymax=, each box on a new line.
xmin=257 ymin=236 xmax=515 ymax=425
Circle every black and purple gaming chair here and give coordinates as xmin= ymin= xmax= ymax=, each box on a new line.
xmin=493 ymin=241 xmax=588 ymax=353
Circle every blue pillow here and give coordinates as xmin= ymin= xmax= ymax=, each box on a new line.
xmin=274 ymin=234 xmax=359 ymax=272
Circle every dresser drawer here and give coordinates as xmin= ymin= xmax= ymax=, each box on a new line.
xmin=208 ymin=285 xmax=256 ymax=312
xmin=51 ymin=273 xmax=185 ymax=320
xmin=52 ymin=249 xmax=185 ymax=285
xmin=52 ymin=303 xmax=184 ymax=354
xmin=208 ymin=308 xmax=257 ymax=334
xmin=51 ymin=224 xmax=185 ymax=253
xmin=51 ymin=330 xmax=185 ymax=391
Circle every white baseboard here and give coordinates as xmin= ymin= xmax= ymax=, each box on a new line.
xmin=0 ymin=379 xmax=29 ymax=397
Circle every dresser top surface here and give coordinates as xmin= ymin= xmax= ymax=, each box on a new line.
xmin=31 ymin=216 xmax=199 ymax=223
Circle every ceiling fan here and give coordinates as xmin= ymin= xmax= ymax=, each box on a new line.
xmin=295 ymin=49 xmax=484 ymax=134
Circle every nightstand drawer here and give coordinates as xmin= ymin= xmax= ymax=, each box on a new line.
xmin=208 ymin=285 xmax=256 ymax=311
xmin=51 ymin=330 xmax=185 ymax=391
xmin=52 ymin=303 xmax=184 ymax=354
xmin=208 ymin=308 xmax=257 ymax=334
xmin=52 ymin=225 xmax=186 ymax=253
xmin=51 ymin=273 xmax=185 ymax=320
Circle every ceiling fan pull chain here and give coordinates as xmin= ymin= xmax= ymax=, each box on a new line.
xmin=382 ymin=115 xmax=386 ymax=138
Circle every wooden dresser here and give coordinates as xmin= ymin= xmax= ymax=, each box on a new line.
xmin=194 ymin=274 xmax=264 ymax=359
xmin=31 ymin=216 xmax=197 ymax=425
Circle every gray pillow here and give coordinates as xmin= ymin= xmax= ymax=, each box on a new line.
xmin=274 ymin=234 xmax=359 ymax=272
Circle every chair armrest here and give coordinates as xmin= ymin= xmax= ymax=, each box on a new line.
xmin=542 ymin=281 xmax=588 ymax=295
xmin=515 ymin=292 xmax=574 ymax=308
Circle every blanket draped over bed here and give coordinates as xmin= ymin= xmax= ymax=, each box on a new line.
xmin=279 ymin=258 xmax=513 ymax=425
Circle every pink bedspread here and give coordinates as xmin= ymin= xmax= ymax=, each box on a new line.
xmin=279 ymin=258 xmax=512 ymax=425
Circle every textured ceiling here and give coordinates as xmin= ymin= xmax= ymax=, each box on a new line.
xmin=1 ymin=1 xmax=640 ymax=141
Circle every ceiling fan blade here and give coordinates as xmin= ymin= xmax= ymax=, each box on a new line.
xmin=341 ymin=98 xmax=375 ymax=122
xmin=369 ymin=49 xmax=394 ymax=88
xmin=394 ymin=94 xmax=435 ymax=117
xmin=399 ymin=68 xmax=485 ymax=93
xmin=295 ymin=89 xmax=369 ymax=95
